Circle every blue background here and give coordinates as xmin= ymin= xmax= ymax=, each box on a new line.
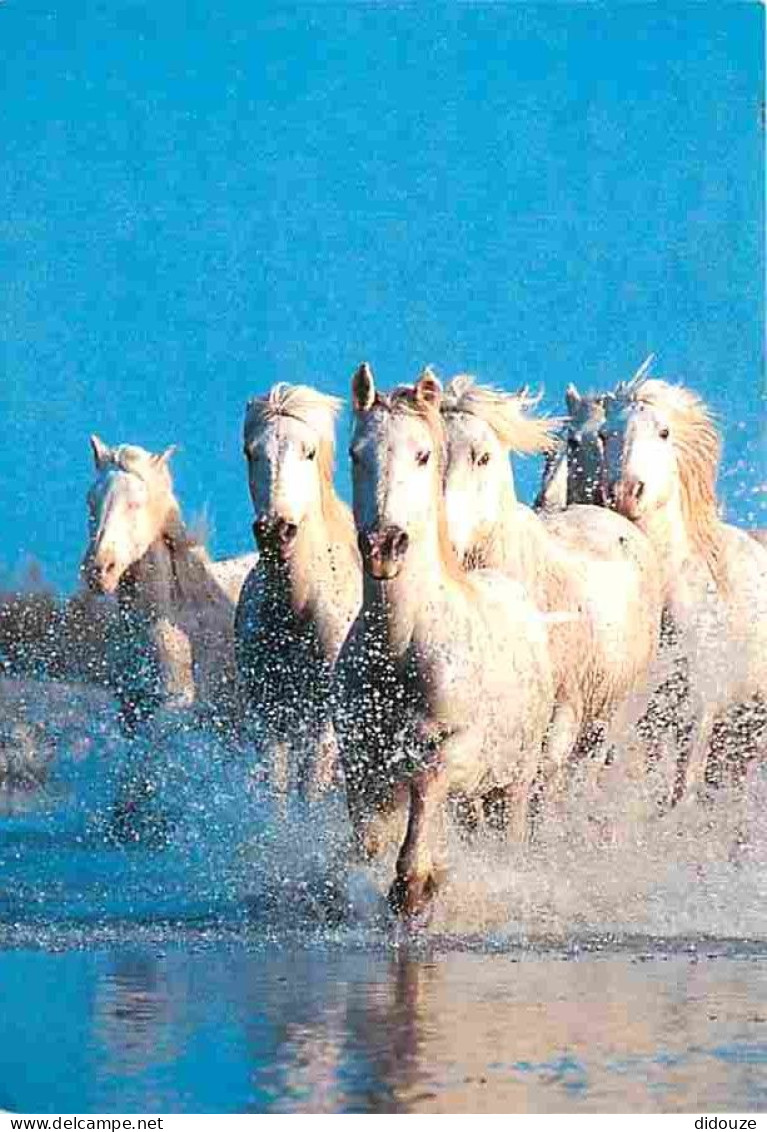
xmin=1 ymin=2 xmax=764 ymax=589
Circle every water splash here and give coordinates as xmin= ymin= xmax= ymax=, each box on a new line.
xmin=0 ymin=676 xmax=765 ymax=952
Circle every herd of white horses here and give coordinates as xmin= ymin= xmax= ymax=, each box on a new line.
xmin=2 ymin=357 xmax=766 ymax=918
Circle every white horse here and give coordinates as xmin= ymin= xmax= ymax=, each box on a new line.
xmin=333 ymin=365 xmax=554 ymax=919
xmin=442 ymin=375 xmax=664 ymax=792
xmin=234 ymin=383 xmax=361 ymax=799
xmin=534 ymin=358 xmax=657 ymax=511
xmin=534 ymin=387 xmax=607 ymax=511
xmin=600 ymin=375 xmax=767 ymax=801
xmin=81 ymin=437 xmax=255 ymax=734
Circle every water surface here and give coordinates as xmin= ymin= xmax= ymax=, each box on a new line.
xmin=0 ymin=680 xmax=765 ymax=1113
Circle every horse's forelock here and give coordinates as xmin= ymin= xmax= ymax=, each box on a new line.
xmin=95 ymin=444 xmax=185 ymax=549
xmin=245 ymin=384 xmax=342 ymax=452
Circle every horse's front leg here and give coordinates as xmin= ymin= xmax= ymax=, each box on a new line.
xmin=264 ymin=733 xmax=292 ymax=811
xmin=389 ymin=727 xmax=473 ymax=921
xmin=154 ymin=620 xmax=195 ymax=710
xmin=345 ymin=778 xmax=409 ymax=861
xmin=299 ymin=718 xmax=339 ymax=801
xmin=673 ymin=704 xmax=715 ymax=806
xmin=537 ymin=699 xmax=582 ymax=802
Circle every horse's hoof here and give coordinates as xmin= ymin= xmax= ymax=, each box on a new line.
xmin=388 ymin=872 xmax=438 ymax=924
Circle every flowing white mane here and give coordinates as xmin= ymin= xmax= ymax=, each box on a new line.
xmin=608 ymin=373 xmax=724 ymax=582
xmin=442 ymin=374 xmax=558 ymax=455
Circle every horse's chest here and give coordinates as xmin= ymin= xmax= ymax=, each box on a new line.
xmin=242 ymin=606 xmax=330 ymax=707
xmin=343 ymin=637 xmax=431 ymax=740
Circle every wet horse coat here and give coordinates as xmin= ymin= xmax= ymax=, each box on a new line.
xmin=81 ymin=437 xmax=254 ymax=734
xmin=334 ymin=366 xmax=554 ymax=918
xmin=441 ymin=376 xmax=664 ymax=791
xmin=234 ymin=384 xmax=361 ymax=797
xmin=601 ymin=375 xmax=767 ymax=800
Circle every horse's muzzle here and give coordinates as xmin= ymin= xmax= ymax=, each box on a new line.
xmin=358 ymin=525 xmax=410 ymax=580
xmin=253 ymin=516 xmax=299 ymax=558
xmin=608 ymin=477 xmax=645 ymax=521
xmin=82 ymin=553 xmax=119 ymax=594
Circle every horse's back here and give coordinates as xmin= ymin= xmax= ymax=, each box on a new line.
xmin=543 ymin=504 xmax=653 ymax=564
xmin=542 ymin=505 xmax=663 ymax=628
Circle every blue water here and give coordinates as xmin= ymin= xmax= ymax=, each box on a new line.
xmin=1 ymin=1 xmax=766 ymax=1114
xmin=1 ymin=946 xmax=766 ymax=1113
xmin=0 ymin=679 xmax=766 ymax=1112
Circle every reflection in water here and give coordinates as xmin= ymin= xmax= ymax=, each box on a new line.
xmin=95 ymin=955 xmax=181 ymax=1108
xmin=2 ymin=946 xmax=762 ymax=1113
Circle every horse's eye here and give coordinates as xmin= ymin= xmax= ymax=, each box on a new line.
xmin=477 ymin=452 xmax=491 ymax=467
xmin=416 ymin=450 xmax=431 ymax=467
xmin=659 ymin=427 xmax=670 ymax=440
xmin=306 ymin=448 xmax=317 ymax=461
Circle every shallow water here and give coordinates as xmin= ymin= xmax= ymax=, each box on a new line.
xmin=1 ymin=945 xmax=766 ymax=1114
xmin=0 ymin=680 xmax=765 ymax=1113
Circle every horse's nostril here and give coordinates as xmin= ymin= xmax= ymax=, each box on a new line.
xmin=634 ymin=481 xmax=645 ymax=502
xmin=392 ymin=530 xmax=409 ymax=558
xmin=281 ymin=521 xmax=298 ymax=542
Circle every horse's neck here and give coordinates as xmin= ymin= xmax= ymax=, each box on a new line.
xmin=488 ymin=488 xmax=565 ymax=608
xmin=636 ymin=491 xmax=707 ymax=611
xmin=118 ymin=536 xmax=182 ymax=622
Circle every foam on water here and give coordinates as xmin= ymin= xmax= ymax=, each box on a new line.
xmin=0 ymin=678 xmax=765 ymax=951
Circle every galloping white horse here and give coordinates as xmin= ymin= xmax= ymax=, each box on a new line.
xmin=333 ymin=365 xmax=554 ymax=919
xmin=442 ymin=375 xmax=664 ymax=791
xmin=534 ymin=387 xmax=607 ymax=511
xmin=81 ymin=437 xmax=255 ymax=734
xmin=535 ymin=358 xmax=656 ymax=511
xmin=600 ymin=375 xmax=767 ymax=800
xmin=234 ymin=384 xmax=361 ymax=798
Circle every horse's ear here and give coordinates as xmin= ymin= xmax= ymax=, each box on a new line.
xmin=632 ymin=354 xmax=655 ymax=383
xmin=415 ymin=367 xmax=442 ymax=409
xmin=352 ymin=362 xmax=376 ymax=413
xmin=445 ymin=373 xmax=473 ymax=401
xmin=152 ymin=445 xmax=178 ymax=468
xmin=565 ymin=383 xmax=582 ymax=414
xmin=602 ymin=392 xmax=617 ymax=413
xmin=90 ymin=434 xmax=111 ymax=469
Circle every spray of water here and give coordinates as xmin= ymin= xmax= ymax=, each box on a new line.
xmin=0 ymin=641 xmax=765 ymax=949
